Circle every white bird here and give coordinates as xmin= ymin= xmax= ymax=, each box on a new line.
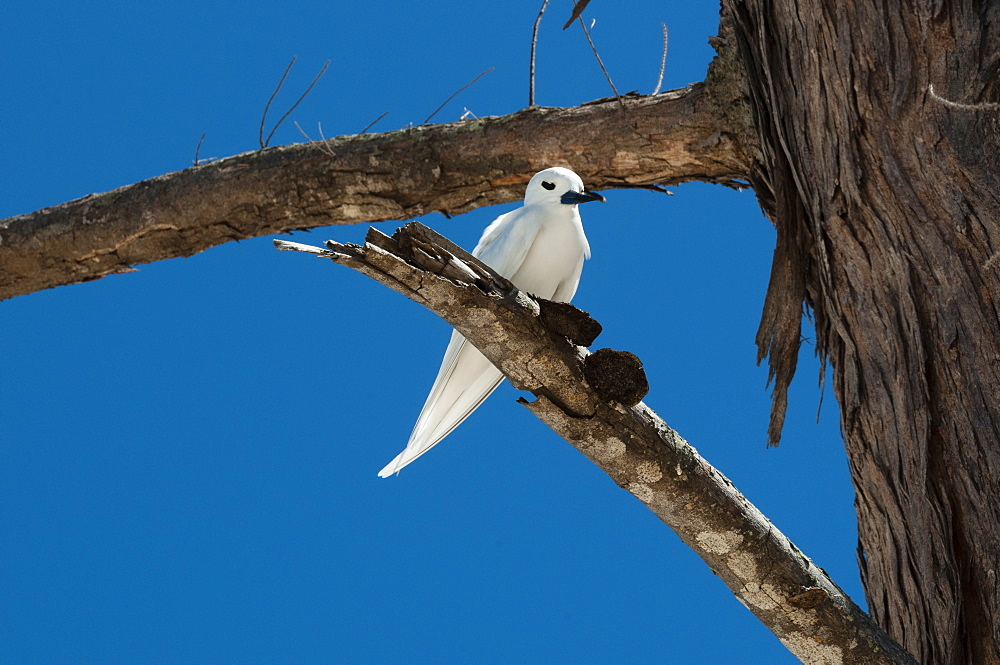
xmin=378 ymin=167 xmax=605 ymax=477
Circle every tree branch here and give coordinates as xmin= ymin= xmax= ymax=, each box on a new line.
xmin=272 ymin=223 xmax=917 ymax=665
xmin=0 ymin=85 xmax=747 ymax=301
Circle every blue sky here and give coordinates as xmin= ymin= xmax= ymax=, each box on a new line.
xmin=2 ymin=2 xmax=861 ymax=663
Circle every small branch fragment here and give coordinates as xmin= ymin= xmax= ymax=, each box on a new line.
xmin=423 ymin=68 xmax=495 ymax=125
xmin=273 ymin=239 xmax=333 ymax=256
xmin=653 ymin=23 xmax=669 ymax=95
xmin=359 ymin=110 xmax=390 ymax=134
xmin=262 ymin=59 xmax=331 ymax=148
xmin=613 ymin=182 xmax=674 ymax=195
xmin=194 ymin=133 xmax=207 ymax=166
xmin=529 ymin=0 xmax=550 ymax=107
xmin=577 ymin=17 xmax=622 ymax=106
xmin=260 ymin=56 xmax=297 ymax=148
xmin=928 ymin=83 xmax=1000 ymax=111
xmin=562 ymin=0 xmax=592 ymax=30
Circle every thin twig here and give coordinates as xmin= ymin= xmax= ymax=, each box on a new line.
xmin=612 ymin=183 xmax=674 ymax=195
xmin=316 ymin=122 xmax=337 ymax=157
xmin=293 ymin=121 xmax=313 ymax=142
xmin=194 ymin=133 xmax=206 ymax=166
xmin=562 ymin=0 xmax=591 ymax=30
xmin=423 ymin=67 xmax=494 ymax=125
xmin=260 ymin=56 xmax=297 ymax=148
xmin=263 ymin=59 xmax=331 ymax=148
xmin=652 ymin=23 xmax=669 ymax=95
xmin=578 ymin=17 xmax=622 ymax=107
xmin=529 ymin=0 xmax=550 ymax=107
xmin=294 ymin=121 xmax=337 ymax=158
xmin=928 ymin=83 xmax=1000 ymax=111
xmin=273 ymin=239 xmax=331 ymax=256
xmin=359 ymin=110 xmax=390 ymax=135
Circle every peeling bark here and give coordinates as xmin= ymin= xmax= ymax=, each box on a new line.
xmin=274 ymin=223 xmax=916 ymax=665
xmin=0 ymin=86 xmax=747 ymax=301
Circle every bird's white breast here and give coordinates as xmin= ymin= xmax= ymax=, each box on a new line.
xmin=508 ymin=207 xmax=589 ymax=302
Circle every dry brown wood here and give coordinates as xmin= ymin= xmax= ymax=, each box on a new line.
xmin=727 ymin=0 xmax=1000 ymax=662
xmin=274 ymin=222 xmax=917 ymax=665
xmin=562 ymin=0 xmax=592 ymax=30
xmin=4 ymin=2 xmax=995 ymax=659
xmin=0 ymin=86 xmax=747 ymax=301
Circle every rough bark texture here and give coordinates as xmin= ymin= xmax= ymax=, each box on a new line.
xmin=728 ymin=0 xmax=1000 ymax=662
xmin=0 ymin=87 xmax=747 ymax=301
xmin=275 ymin=224 xmax=916 ymax=665
xmin=5 ymin=2 xmax=998 ymax=661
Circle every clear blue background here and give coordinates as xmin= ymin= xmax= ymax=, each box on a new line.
xmin=1 ymin=2 xmax=860 ymax=663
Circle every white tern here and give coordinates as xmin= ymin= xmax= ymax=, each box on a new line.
xmin=378 ymin=167 xmax=605 ymax=477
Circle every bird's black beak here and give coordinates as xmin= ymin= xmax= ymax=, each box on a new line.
xmin=561 ymin=189 xmax=606 ymax=205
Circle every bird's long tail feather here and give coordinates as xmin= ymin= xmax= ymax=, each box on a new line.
xmin=377 ymin=331 xmax=504 ymax=477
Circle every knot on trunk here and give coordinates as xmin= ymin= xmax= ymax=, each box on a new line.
xmin=583 ymin=348 xmax=649 ymax=406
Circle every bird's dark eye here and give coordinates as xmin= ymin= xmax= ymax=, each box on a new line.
xmin=541 ymin=181 xmax=556 ymax=190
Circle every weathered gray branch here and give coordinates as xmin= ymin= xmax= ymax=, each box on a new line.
xmin=0 ymin=85 xmax=748 ymax=301
xmin=273 ymin=223 xmax=916 ymax=665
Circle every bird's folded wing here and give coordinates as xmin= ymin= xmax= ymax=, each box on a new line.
xmin=377 ymin=330 xmax=505 ymax=477
xmin=473 ymin=207 xmax=542 ymax=279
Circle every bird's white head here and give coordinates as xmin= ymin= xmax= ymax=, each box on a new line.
xmin=523 ymin=167 xmax=606 ymax=207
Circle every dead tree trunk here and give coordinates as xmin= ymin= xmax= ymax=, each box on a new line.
xmin=729 ymin=0 xmax=1000 ymax=662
